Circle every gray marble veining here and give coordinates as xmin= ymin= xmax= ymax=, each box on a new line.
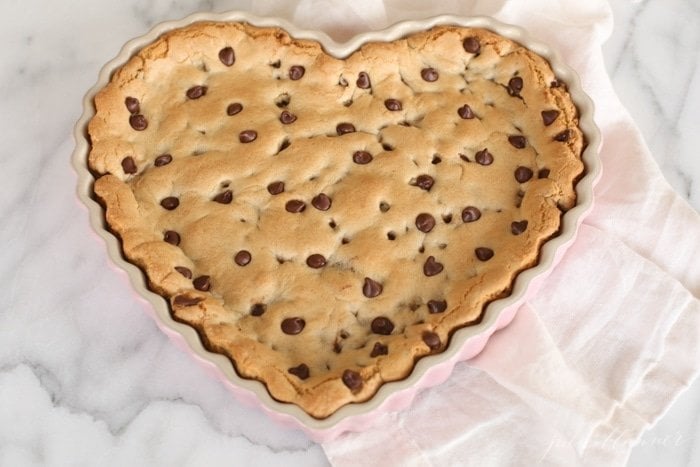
xmin=604 ymin=0 xmax=700 ymax=213
xmin=605 ymin=3 xmax=700 ymax=465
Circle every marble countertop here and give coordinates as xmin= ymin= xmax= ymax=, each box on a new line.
xmin=2 ymin=1 xmax=698 ymax=465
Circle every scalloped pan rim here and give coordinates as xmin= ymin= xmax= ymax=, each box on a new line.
xmin=71 ymin=11 xmax=602 ymax=441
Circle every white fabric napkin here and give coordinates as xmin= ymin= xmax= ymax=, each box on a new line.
xmin=250 ymin=0 xmax=700 ymax=464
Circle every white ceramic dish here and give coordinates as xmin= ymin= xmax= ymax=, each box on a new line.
xmin=72 ymin=11 xmax=601 ymax=442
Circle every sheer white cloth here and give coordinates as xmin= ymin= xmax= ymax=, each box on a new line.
xmin=248 ymin=1 xmax=700 ymax=464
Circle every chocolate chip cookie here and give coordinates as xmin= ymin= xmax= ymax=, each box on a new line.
xmin=88 ymin=21 xmax=584 ymax=418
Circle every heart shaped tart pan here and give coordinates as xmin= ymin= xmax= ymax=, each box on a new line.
xmin=74 ymin=12 xmax=600 ymax=438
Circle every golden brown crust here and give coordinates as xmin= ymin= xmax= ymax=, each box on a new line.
xmin=88 ymin=22 xmax=584 ymax=418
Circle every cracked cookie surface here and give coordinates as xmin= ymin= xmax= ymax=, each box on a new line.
xmin=88 ymin=21 xmax=584 ymax=418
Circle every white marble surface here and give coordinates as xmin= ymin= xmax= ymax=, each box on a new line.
xmin=1 ymin=1 xmax=698 ymax=466
xmin=606 ymin=1 xmax=700 ymax=466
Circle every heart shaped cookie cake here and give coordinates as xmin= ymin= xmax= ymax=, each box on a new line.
xmin=88 ymin=21 xmax=584 ymax=418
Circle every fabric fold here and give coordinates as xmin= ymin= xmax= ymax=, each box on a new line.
xmin=244 ymin=0 xmax=700 ymax=464
xmin=325 ymin=220 xmax=700 ymax=466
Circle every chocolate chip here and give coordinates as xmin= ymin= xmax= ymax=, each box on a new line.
xmin=121 ymin=156 xmax=137 ymax=174
xmin=336 ymin=123 xmax=356 ymax=135
xmin=515 ymin=166 xmax=534 ymax=183
xmin=306 ymin=254 xmax=326 ymax=268
xmin=125 ymin=97 xmax=140 ymax=114
xmin=554 ymin=129 xmax=571 ymax=142
xmin=414 ymin=174 xmax=434 ymax=191
xmin=239 ymin=130 xmax=257 ymax=143
xmin=511 ymin=220 xmax=528 ymax=235
xmin=356 ymin=72 xmax=371 ymax=89
xmin=288 ymin=364 xmax=309 ymax=380
xmin=427 ymin=300 xmax=447 ymax=314
xmin=154 ymin=154 xmax=172 ymax=166
xmin=281 ymin=317 xmax=305 ymax=335
xmin=541 ymin=110 xmax=560 ymax=126
xmin=387 ymin=232 xmax=396 ymax=240
xmin=289 ymin=65 xmax=305 ymax=80
xmin=508 ymin=135 xmax=527 ymax=149
xmin=278 ymin=139 xmax=291 ymax=152
xmin=129 ymin=114 xmax=148 ymax=131
xmin=267 ymin=181 xmax=285 ymax=195
xmin=370 ymin=342 xmax=388 ymax=357
xmin=384 ymin=99 xmax=402 ymax=111
xmin=422 ymin=331 xmax=441 ymax=351
xmin=508 ymin=77 xmax=524 ymax=96
xmin=423 ymin=256 xmax=444 ymax=277
xmin=475 ymin=247 xmax=494 ymax=261
xmin=193 ymin=275 xmax=211 ymax=291
xmin=538 ymin=168 xmax=551 ymax=179
xmin=462 ymin=206 xmax=481 ymax=223
xmin=213 ymin=189 xmax=233 ymax=204
xmin=432 ymin=155 xmax=442 ymax=164
xmin=371 ymin=317 xmax=394 ymax=335
xmin=279 ymin=110 xmax=297 ymax=124
xmin=186 ymin=85 xmax=207 ymax=99
xmin=442 ymin=214 xmax=453 ymax=224
xmin=342 ymin=369 xmax=363 ymax=391
xmin=415 ymin=213 xmax=436 ymax=233
xmin=285 ymin=200 xmax=306 ymax=213
xmin=458 ymin=104 xmax=475 ymax=119
xmin=163 ymin=230 xmax=180 ymax=245
xmin=421 ymin=67 xmax=439 ymax=82
xmin=463 ymin=36 xmax=481 ymax=53
xmin=234 ymin=250 xmax=251 ymax=266
xmin=353 ymin=150 xmax=373 ymax=164
xmin=475 ymin=148 xmax=493 ymax=166
xmin=173 ymin=295 xmax=204 ymax=307
xmin=250 ymin=303 xmax=266 ymax=316
xmin=219 ymin=46 xmax=235 ymax=66
xmin=312 ymin=193 xmax=332 ymax=211
xmin=379 ymin=202 xmax=390 ymax=213
xmin=363 ymin=277 xmax=383 ymax=298
xmin=226 ymin=102 xmax=243 ymax=116
xmin=160 ymin=197 xmax=179 ymax=210
xmin=175 ymin=266 xmax=192 ymax=279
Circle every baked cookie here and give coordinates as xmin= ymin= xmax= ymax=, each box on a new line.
xmin=88 ymin=21 xmax=584 ymax=418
